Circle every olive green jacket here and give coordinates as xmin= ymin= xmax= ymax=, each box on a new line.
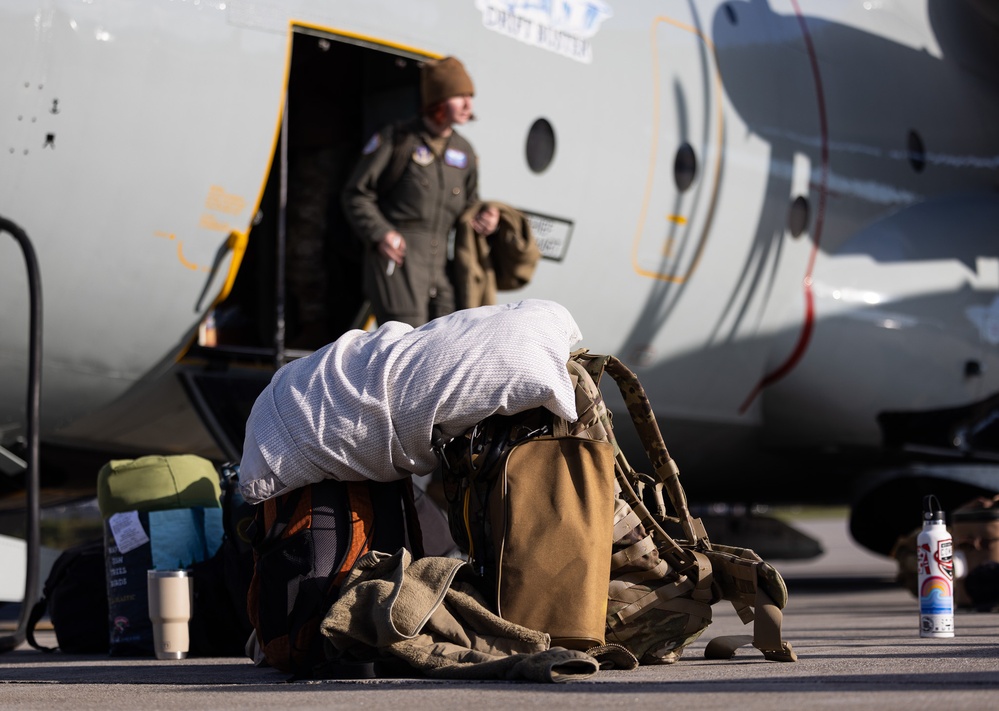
xmin=342 ymin=117 xmax=479 ymax=325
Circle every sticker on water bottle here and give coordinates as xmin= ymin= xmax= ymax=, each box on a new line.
xmin=919 ymin=576 xmax=953 ymax=614
xmin=936 ymin=539 xmax=953 ymax=578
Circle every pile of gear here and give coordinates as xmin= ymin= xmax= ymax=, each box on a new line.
xmin=237 ymin=299 xmax=796 ymax=681
xmin=26 ymin=299 xmax=796 ymax=680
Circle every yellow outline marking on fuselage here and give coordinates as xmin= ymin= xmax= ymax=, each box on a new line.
xmin=632 ymin=15 xmax=725 ymax=284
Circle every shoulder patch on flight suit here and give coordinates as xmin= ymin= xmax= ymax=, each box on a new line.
xmin=444 ymin=148 xmax=468 ymax=169
xmin=412 ymin=145 xmax=434 ymax=166
xmin=362 ymin=133 xmax=381 ymax=155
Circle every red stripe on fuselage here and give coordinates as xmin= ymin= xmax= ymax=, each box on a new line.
xmin=739 ymin=0 xmax=829 ymax=414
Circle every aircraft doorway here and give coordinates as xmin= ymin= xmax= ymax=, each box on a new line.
xmin=177 ymin=32 xmax=423 ymax=461
xmin=214 ymin=31 xmax=423 ymax=358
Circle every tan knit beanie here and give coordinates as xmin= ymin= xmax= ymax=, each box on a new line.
xmin=420 ymin=56 xmax=475 ymax=111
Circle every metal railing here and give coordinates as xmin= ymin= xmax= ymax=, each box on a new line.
xmin=0 ymin=215 xmax=43 ymax=653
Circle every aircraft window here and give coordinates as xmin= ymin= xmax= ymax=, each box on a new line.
xmin=526 ymin=118 xmax=556 ymax=173
xmin=907 ymin=130 xmax=926 ymax=173
xmin=724 ymin=3 xmax=738 ymax=25
xmin=788 ymin=196 xmax=809 ymax=238
xmin=673 ymin=143 xmax=697 ymax=192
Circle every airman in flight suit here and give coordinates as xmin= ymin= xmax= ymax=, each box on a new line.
xmin=342 ymin=56 xmax=499 ymax=327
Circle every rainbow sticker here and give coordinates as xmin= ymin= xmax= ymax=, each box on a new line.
xmin=920 ymin=575 xmax=953 ymax=614
xmin=920 ymin=575 xmax=952 ymax=598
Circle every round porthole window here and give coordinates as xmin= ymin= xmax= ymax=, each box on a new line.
xmin=526 ymin=118 xmax=556 ymax=173
xmin=788 ymin=195 xmax=809 ymax=237
xmin=674 ymin=143 xmax=697 ymax=192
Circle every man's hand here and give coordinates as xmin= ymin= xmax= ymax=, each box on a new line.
xmin=379 ymin=231 xmax=406 ymax=274
xmin=472 ymin=205 xmax=500 ymax=236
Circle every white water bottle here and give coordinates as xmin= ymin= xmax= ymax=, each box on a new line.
xmin=917 ymin=494 xmax=954 ymax=638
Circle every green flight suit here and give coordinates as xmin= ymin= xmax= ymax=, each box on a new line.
xmin=342 ymin=116 xmax=480 ymax=327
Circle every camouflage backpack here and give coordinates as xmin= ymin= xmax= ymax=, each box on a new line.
xmin=574 ymin=351 xmax=796 ymax=664
xmin=440 ymin=350 xmax=796 ymax=665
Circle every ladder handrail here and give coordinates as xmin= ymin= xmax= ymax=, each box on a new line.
xmin=0 ymin=215 xmax=43 ymax=653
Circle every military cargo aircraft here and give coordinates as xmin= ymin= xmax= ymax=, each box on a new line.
xmin=3 ymin=0 xmax=999 ymax=578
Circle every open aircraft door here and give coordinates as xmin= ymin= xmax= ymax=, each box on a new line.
xmin=180 ymin=30 xmax=425 ymax=461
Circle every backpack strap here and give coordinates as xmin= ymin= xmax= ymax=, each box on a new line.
xmin=23 ymin=539 xmax=103 ymax=654
xmin=337 ymin=480 xmax=425 ymax=586
xmin=699 ymin=544 xmax=797 ymax=662
xmin=337 ymin=483 xmax=375 ymax=587
xmin=25 ymin=597 xmax=56 ymax=653
xmin=601 ymin=355 xmax=709 ymax=545
xmin=571 ymin=350 xmax=797 ymax=663
xmin=400 ymin=478 xmax=426 ymax=559
xmin=702 ymin=575 xmax=797 ymax=661
xmin=607 ymin=547 xmax=713 ymax=631
xmin=377 ymin=122 xmax=415 ymax=196
xmin=569 ymin=351 xmax=706 ymax=575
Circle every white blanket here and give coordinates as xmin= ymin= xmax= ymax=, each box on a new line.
xmin=239 ymin=299 xmax=582 ymax=503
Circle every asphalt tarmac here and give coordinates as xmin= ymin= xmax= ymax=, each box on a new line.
xmin=2 ymin=517 xmax=997 ymax=710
